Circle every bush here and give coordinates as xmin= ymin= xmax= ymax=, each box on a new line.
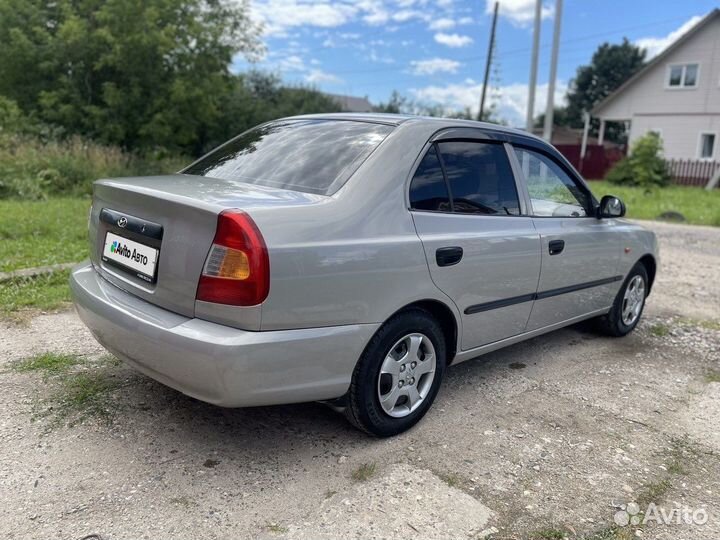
xmin=606 ymin=132 xmax=670 ymax=188
xmin=0 ymin=134 xmax=187 ymax=199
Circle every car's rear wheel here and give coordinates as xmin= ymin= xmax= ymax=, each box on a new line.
xmin=597 ymin=262 xmax=648 ymax=337
xmin=345 ymin=308 xmax=446 ymax=437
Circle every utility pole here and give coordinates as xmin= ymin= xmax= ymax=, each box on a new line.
xmin=543 ymin=0 xmax=563 ymax=142
xmin=479 ymin=1 xmax=499 ymax=122
xmin=525 ymin=0 xmax=541 ymax=131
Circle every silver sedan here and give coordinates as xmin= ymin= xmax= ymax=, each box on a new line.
xmin=71 ymin=114 xmax=658 ymax=436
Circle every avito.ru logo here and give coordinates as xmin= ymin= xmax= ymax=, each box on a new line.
xmin=110 ymin=240 xmax=149 ymax=266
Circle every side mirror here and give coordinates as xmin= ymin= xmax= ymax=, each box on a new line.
xmin=598 ymin=195 xmax=626 ymax=219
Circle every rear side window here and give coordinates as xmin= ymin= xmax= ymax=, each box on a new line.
xmin=409 ymin=146 xmax=451 ymax=211
xmin=437 ymin=141 xmax=520 ymax=215
xmin=183 ymin=119 xmax=393 ymax=195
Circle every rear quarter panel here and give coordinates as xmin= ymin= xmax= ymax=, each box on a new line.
xmin=249 ymin=121 xmax=461 ymax=332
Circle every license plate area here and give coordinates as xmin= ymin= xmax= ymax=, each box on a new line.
xmin=100 ymin=209 xmax=163 ymax=284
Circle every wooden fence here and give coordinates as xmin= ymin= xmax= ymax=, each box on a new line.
xmin=555 ymin=144 xmax=625 ymax=180
xmin=667 ymin=159 xmax=720 ymax=187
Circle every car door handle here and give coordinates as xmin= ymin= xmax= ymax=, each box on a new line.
xmin=548 ymin=240 xmax=565 ymax=255
xmin=436 ymin=246 xmax=463 ymax=267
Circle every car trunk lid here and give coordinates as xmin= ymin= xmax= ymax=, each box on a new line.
xmin=89 ymin=174 xmax=325 ymax=317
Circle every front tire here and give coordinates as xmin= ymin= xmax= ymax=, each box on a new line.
xmin=345 ymin=308 xmax=446 ymax=437
xmin=597 ymin=262 xmax=649 ymax=337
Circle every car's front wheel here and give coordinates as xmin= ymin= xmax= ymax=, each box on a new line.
xmin=597 ymin=262 xmax=649 ymax=337
xmin=345 ymin=308 xmax=446 ymax=437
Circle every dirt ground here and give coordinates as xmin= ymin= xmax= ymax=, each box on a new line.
xmin=1 ymin=220 xmax=719 ymax=540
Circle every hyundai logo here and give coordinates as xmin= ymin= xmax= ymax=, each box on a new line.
xmin=117 ymin=217 xmax=128 ymax=228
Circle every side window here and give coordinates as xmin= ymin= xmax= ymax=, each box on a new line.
xmin=699 ymin=133 xmax=716 ymax=159
xmin=514 ymin=147 xmax=591 ymax=217
xmin=409 ymin=146 xmax=451 ymax=212
xmin=436 ymin=141 xmax=520 ymax=215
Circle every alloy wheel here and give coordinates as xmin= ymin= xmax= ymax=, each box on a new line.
xmin=621 ymin=275 xmax=646 ymax=326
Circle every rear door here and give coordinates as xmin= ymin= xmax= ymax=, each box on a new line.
xmin=511 ymin=145 xmax=621 ymax=330
xmin=410 ymin=134 xmax=541 ymax=351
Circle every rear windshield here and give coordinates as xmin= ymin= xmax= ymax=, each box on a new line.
xmin=182 ymin=119 xmax=393 ymax=195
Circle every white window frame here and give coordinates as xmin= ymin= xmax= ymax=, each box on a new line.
xmin=697 ymin=131 xmax=717 ymax=161
xmin=665 ymin=62 xmax=700 ymax=89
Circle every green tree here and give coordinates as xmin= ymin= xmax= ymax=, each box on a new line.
xmin=533 ymin=107 xmax=570 ymax=129
xmin=375 ymin=90 xmax=503 ymax=124
xmin=206 ymin=72 xmax=342 ymax=147
xmin=606 ymin=132 xmax=670 ymax=188
xmin=537 ymin=39 xmax=645 ymax=142
xmin=0 ymin=0 xmax=262 ymax=153
xmin=565 ymin=39 xmax=646 ymax=142
xmin=374 ymin=91 xmax=407 ymax=114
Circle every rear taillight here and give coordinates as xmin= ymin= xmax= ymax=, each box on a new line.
xmin=196 ymin=210 xmax=269 ymax=306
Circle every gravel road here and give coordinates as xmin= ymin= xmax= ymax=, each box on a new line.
xmin=1 ymin=220 xmax=718 ymax=540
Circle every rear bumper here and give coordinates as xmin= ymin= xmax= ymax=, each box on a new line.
xmin=70 ymin=262 xmax=378 ymax=407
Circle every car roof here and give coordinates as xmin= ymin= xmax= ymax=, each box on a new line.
xmin=282 ymin=112 xmax=544 ymax=142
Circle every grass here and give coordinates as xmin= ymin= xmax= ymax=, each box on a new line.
xmin=529 ymin=528 xmax=566 ymax=539
xmin=265 ymin=523 xmax=289 ymax=534
xmin=43 ymin=366 xmax=125 ymax=427
xmin=438 ymin=471 xmax=463 ymax=488
xmin=169 ymin=496 xmax=197 ymax=508
xmin=0 ymin=268 xmax=72 ymax=318
xmin=589 ymin=181 xmax=720 ymax=226
xmin=584 ymin=527 xmax=634 ymax=540
xmin=11 ymin=352 xmax=79 ymax=376
xmin=0 ymin=196 xmax=90 ymax=317
xmin=10 ymin=351 xmax=125 ymax=428
xmin=0 ymin=197 xmax=90 ymax=272
xmin=636 ymin=478 xmax=672 ymax=508
xmin=351 ymin=462 xmax=377 ymax=482
xmin=648 ymin=323 xmax=670 ymax=337
xmin=678 ymin=317 xmax=720 ymax=331
xmin=0 ymin=133 xmax=186 ymax=199
xmin=705 ymin=371 xmax=720 ymax=383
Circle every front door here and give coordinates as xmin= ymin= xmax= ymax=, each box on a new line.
xmin=410 ymin=140 xmax=541 ymax=351
xmin=511 ymin=146 xmax=621 ymax=330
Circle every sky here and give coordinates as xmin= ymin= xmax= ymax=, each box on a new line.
xmin=234 ymin=0 xmax=719 ymax=127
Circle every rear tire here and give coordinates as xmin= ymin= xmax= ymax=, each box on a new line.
xmin=597 ymin=262 xmax=648 ymax=337
xmin=345 ymin=308 xmax=446 ymax=437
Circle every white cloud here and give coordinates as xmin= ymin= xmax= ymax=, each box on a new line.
xmin=434 ymin=32 xmax=473 ymax=48
xmin=410 ymin=58 xmax=461 ymax=75
xmin=411 ymin=79 xmax=568 ymax=127
xmin=305 ymin=68 xmax=342 ymax=84
xmin=392 ymin=9 xmax=428 ymax=23
xmin=252 ymin=0 xmax=479 ymax=37
xmin=277 ymin=54 xmax=306 ymax=72
xmin=357 ymin=0 xmax=389 ymax=25
xmin=485 ymin=0 xmax=552 ymax=27
xmin=252 ymin=1 xmax=357 ymax=36
xmin=635 ymin=15 xmax=704 ymax=58
xmin=429 ymin=17 xmax=456 ymax=31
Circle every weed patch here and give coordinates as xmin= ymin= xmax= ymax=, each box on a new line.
xmin=351 ymin=462 xmax=377 ymax=482
xmin=11 ymin=352 xmax=79 ymax=376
